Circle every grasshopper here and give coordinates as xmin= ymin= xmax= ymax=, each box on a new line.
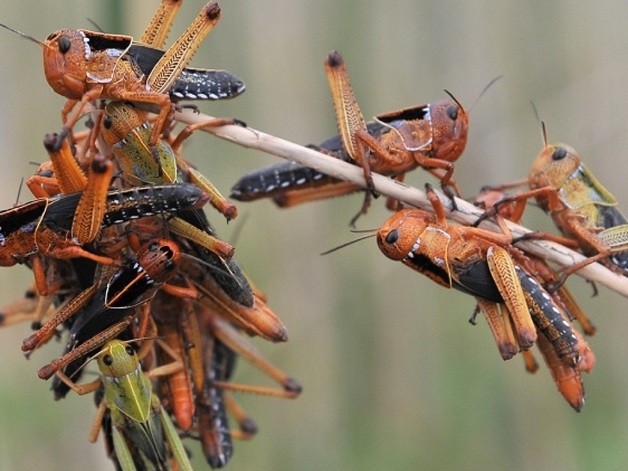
xmin=56 ymin=337 xmax=193 ymax=471
xmin=377 ymin=185 xmax=583 ymax=371
xmin=231 ymin=50 xmax=478 ymax=225
xmin=101 ymin=100 xmax=239 ymax=220
xmin=1 ymin=1 xmax=236 ymax=156
xmin=35 ymin=130 xmax=236 ymax=265
xmin=479 ymin=121 xmax=628 ymax=283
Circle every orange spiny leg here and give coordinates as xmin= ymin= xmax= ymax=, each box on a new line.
xmin=42 ymin=133 xmax=88 ymax=194
xmin=486 ymin=246 xmax=537 ymax=349
xmin=324 ymin=51 xmax=378 ymax=195
xmin=475 ymin=299 xmax=518 ymax=360
xmin=144 ymin=2 xmax=222 ymax=149
xmin=71 ymin=154 xmax=114 ymax=244
xmin=223 ymin=392 xmax=258 ymax=440
xmin=202 ymin=308 xmax=301 ymax=398
xmin=140 ymin=0 xmax=183 ymax=48
xmin=21 ymin=284 xmax=97 ymax=352
xmin=29 ymin=254 xmax=64 ymax=297
xmin=521 ymin=348 xmax=539 ymax=373
xmin=26 ymin=161 xmax=61 ymax=198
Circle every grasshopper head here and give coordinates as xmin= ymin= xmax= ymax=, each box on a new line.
xmin=136 ymin=239 xmax=182 ymax=284
xmin=529 ymin=143 xmax=581 ymax=190
xmin=377 ymin=209 xmax=430 ymax=261
xmin=97 ymin=340 xmax=139 ymax=378
xmin=429 ymin=94 xmax=469 ymax=163
xmin=43 ymin=29 xmax=89 ymax=99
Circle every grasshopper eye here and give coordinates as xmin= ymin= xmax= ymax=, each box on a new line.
xmin=103 ymin=354 xmax=114 ymax=366
xmin=552 ymin=147 xmax=567 ymax=161
xmin=58 ymin=35 xmax=72 ymax=54
xmin=103 ymin=116 xmax=112 ymax=129
xmin=446 ymin=104 xmax=458 ymax=121
xmin=385 ymin=229 xmax=399 ymax=244
xmin=125 ymin=346 xmax=135 ymax=357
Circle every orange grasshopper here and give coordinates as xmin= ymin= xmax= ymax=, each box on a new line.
xmin=122 ymin=212 xmax=288 ymax=342
xmin=376 ymin=185 xmax=584 ymax=369
xmin=29 ymin=125 xmax=236 ymax=269
xmin=1 ymin=1 xmax=231 ymax=157
xmin=471 ymin=187 xmax=598 ymax=411
xmin=231 ymin=50 xmax=478 ymax=225
xmin=23 ymin=238 xmax=189 ymax=361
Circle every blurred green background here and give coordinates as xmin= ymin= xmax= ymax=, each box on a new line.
xmin=1 ymin=1 xmax=628 ymax=470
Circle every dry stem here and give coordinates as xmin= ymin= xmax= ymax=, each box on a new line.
xmin=176 ymin=110 xmax=628 ymax=299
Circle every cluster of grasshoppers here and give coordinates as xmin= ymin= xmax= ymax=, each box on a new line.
xmin=0 ymin=1 xmax=301 ymax=469
xmin=231 ymin=48 xmax=628 ymax=412
xmin=3 ymin=0 xmax=628 ymax=468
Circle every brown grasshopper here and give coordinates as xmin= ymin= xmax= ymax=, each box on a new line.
xmin=377 ymin=185 xmax=585 ymax=369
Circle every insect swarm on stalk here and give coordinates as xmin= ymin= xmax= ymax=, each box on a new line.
xmin=0 ymin=2 xmax=304 ymax=469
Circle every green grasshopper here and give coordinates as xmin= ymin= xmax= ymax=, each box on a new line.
xmin=478 ymin=121 xmax=628 ymax=283
xmin=101 ymin=100 xmax=239 ymax=222
xmin=56 ymin=338 xmax=192 ymax=471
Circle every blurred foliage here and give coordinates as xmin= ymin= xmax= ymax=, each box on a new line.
xmin=1 ymin=1 xmax=628 ymax=470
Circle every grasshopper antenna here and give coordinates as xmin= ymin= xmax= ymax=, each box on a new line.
xmin=320 ymin=229 xmax=377 ymax=256
xmin=13 ymin=178 xmax=25 ymax=207
xmin=530 ymin=101 xmax=549 ymax=147
xmin=0 ymin=23 xmax=49 ymax=49
xmin=463 ymin=74 xmax=504 ymax=113
xmin=180 ymin=252 xmax=240 ymax=281
xmin=86 ymin=18 xmax=104 ymax=33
